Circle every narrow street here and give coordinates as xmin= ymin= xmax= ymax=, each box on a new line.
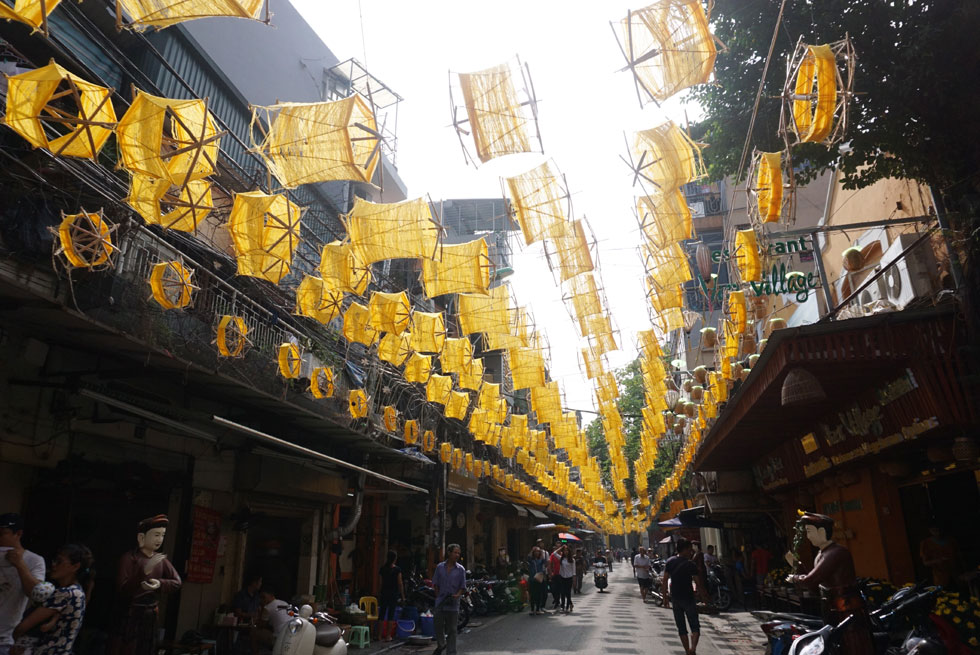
xmin=408 ymin=566 xmax=741 ymax=655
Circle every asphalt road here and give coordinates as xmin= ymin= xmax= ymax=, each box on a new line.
xmin=446 ymin=563 xmax=726 ymax=655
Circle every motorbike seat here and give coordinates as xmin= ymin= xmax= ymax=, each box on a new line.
xmin=314 ymin=623 xmax=341 ymax=648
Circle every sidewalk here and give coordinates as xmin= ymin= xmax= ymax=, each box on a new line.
xmin=352 ymin=614 xmax=511 ymax=655
xmin=699 ymin=610 xmax=769 ymax=655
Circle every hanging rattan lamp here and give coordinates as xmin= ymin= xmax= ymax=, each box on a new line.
xmin=781 ymin=368 xmax=826 ymax=406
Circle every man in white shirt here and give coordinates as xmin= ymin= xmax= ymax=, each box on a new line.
xmin=0 ymin=514 xmax=46 ymax=655
xmin=704 ymin=545 xmax=719 ymax=568
xmin=252 ymin=589 xmax=290 ymax=652
xmin=633 ymin=546 xmax=654 ymax=603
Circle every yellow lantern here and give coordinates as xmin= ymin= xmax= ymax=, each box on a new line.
xmin=349 ymin=389 xmax=368 ymax=418
xmin=56 ymin=211 xmax=115 ymax=269
xmin=383 ymin=406 xmax=399 ymax=432
xmin=310 ymin=366 xmax=334 ymax=399
xmin=149 ymin=261 xmax=195 ymax=310
xmin=404 ymin=420 xmax=419 ymax=445
xmin=422 ymin=430 xmax=436 ymax=453
xmin=277 ymin=343 xmax=301 ymax=379
xmin=216 ymin=315 xmax=248 ymax=358
xmin=439 ymin=442 xmax=453 ymax=464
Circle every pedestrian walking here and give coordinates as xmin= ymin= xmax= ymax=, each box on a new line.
xmin=432 ymin=544 xmax=466 ymax=655
xmin=630 ymin=547 xmax=638 ymax=578
xmin=662 ymin=538 xmax=705 ymax=655
xmin=558 ymin=546 xmax=575 ymax=612
xmin=13 ymin=544 xmax=94 ymax=655
xmin=1 ymin=513 xmax=46 ymax=655
xmin=378 ymin=551 xmax=404 ymax=642
xmin=548 ymin=547 xmax=562 ymax=610
xmin=633 ymin=546 xmax=653 ymax=602
xmin=526 ymin=546 xmax=548 ymax=615
xmin=572 ymin=548 xmax=585 ymax=594
xmin=750 ymin=543 xmax=771 ymax=588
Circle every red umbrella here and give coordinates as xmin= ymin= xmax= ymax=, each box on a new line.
xmin=558 ymin=532 xmax=582 ymax=542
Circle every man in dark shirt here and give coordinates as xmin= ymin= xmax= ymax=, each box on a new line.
xmin=231 ymin=574 xmax=263 ymax=624
xmin=662 ymin=538 xmax=703 ymax=655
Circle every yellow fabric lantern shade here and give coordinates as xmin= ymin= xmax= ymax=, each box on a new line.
xmin=368 ymin=291 xmax=411 ymax=335
xmin=530 ymin=382 xmax=562 ymax=425
xmin=504 ymin=160 xmax=569 ymax=245
xmin=253 ymin=95 xmax=379 ymax=188
xmin=547 ymin=219 xmax=594 ymax=282
xmin=149 ymin=261 xmax=194 ymax=309
xmin=614 ymin=0 xmax=716 ymax=105
xmin=227 ymin=191 xmax=303 ymax=284
xmin=439 ymin=441 xmax=453 ymax=463
xmin=637 ymin=190 xmax=693 ymax=248
xmin=343 ymin=302 xmax=379 ymax=346
xmin=4 ymin=62 xmax=116 ymax=158
xmin=404 ymin=352 xmax=432 ymax=384
xmin=441 ymin=337 xmax=473 ymax=374
xmin=295 ymin=276 xmax=344 ymax=325
xmin=631 ymin=121 xmax=704 ymax=191
xmin=729 ymin=290 xmax=747 ymax=334
xmin=457 ymin=62 xmax=533 ymax=163
xmin=756 ymin=151 xmax=784 ymax=223
xmin=563 ymin=273 xmax=603 ymax=327
xmin=115 ymin=0 xmax=265 ymax=29
xmin=426 ymin=374 xmax=453 ymax=406
xmin=734 ymin=229 xmax=762 ymax=282
xmin=310 ymin=366 xmax=335 ymax=399
xmin=647 ymin=282 xmax=684 ymax=314
xmin=404 ymin=420 xmax=419 ymax=444
xmin=422 ymin=430 xmax=436 ymax=453
xmin=507 ymin=347 xmax=546 ymax=391
xmin=383 ymin=406 xmax=399 ymax=432
xmin=216 ymin=315 xmax=248 ymax=357
xmin=793 ymin=44 xmax=837 ymax=143
xmin=408 ymin=311 xmax=446 ymax=354
xmin=378 ymin=332 xmax=411 ymax=366
xmin=349 ymin=390 xmax=368 ymax=418
xmin=0 ymin=0 xmax=63 ymax=32
xmin=116 ymin=90 xmax=220 ymax=185
xmin=459 ymin=358 xmax=484 ymax=391
xmin=464 ymin=453 xmax=474 ymax=474
xmin=346 ymin=196 xmax=441 ymax=265
xmin=452 ymin=447 xmax=464 ymax=470
xmin=57 ymin=212 xmax=115 ymax=268
xmin=127 ymin=176 xmax=212 ymax=232
xmin=445 ymin=390 xmax=470 ymax=420
xmin=277 ymin=343 xmax=301 ymax=379
xmin=581 ymin=346 xmax=604 ymax=380
xmin=643 ymin=241 xmax=692 ymax=290
xmin=458 ymin=285 xmax=511 ymax=336
xmin=478 ymin=383 xmax=500 ymax=413
xmin=421 ymin=238 xmax=491 ymax=297
xmin=319 ymin=240 xmax=371 ymax=295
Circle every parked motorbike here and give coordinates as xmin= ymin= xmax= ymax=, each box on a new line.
xmin=593 ymin=561 xmax=609 ymax=592
xmin=272 ymin=604 xmax=346 ymax=655
xmin=404 ymin=573 xmax=471 ymax=632
xmin=786 ymin=583 xmax=947 ymax=655
xmin=706 ymin=563 xmax=733 ymax=611
xmin=753 ymin=611 xmax=824 ymax=655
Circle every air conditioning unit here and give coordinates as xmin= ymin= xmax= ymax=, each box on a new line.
xmin=879 ymin=233 xmax=936 ymax=309
xmin=300 ymin=349 xmax=322 ymax=380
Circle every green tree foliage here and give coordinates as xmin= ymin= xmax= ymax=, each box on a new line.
xmin=689 ymin=0 xmax=980 ymax=193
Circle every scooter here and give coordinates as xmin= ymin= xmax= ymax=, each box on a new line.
xmin=706 ymin=564 xmax=732 ymax=611
xmin=593 ymin=561 xmax=609 ymax=592
xmin=272 ymin=604 xmax=346 ymax=655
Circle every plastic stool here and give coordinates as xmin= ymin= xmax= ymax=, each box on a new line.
xmin=348 ymin=625 xmax=371 ymax=648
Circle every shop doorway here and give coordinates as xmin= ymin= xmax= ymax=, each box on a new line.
xmin=900 ymin=469 xmax=980 ymax=589
xmin=242 ymin=515 xmax=303 ymax=603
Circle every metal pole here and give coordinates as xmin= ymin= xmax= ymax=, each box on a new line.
xmin=811 ymin=231 xmax=835 ymax=315
xmin=929 ymin=187 xmax=965 ymax=290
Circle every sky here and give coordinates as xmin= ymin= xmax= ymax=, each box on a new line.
xmin=292 ymin=0 xmax=695 ymax=412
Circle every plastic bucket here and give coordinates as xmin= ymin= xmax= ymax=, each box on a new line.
xmin=400 ymin=606 xmax=419 ymax=623
xmin=396 ymin=620 xmax=415 ymax=639
xmin=419 ymin=616 xmax=434 ymax=637
xmin=393 ymin=606 xmax=402 ymax=621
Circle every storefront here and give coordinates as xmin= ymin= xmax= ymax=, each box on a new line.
xmin=694 ymin=307 xmax=978 ymax=587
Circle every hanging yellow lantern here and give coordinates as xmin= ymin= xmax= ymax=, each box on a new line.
xmin=349 ymin=389 xmax=368 ymax=418
xmin=216 ymin=315 xmax=248 ymax=357
xmin=277 ymin=343 xmax=301 ymax=379
xmin=383 ymin=406 xmax=399 ymax=432
xmin=464 ymin=453 xmax=474 ymax=474
xmin=422 ymin=430 xmax=436 ymax=453
xmin=404 ymin=420 xmax=419 ymax=445
xmin=451 ymin=448 xmax=464 ymax=470
xmin=149 ymin=261 xmax=195 ymax=310
xmin=439 ymin=442 xmax=453 ymax=464
xmin=56 ymin=211 xmax=116 ymax=269
xmin=310 ymin=366 xmax=335 ymax=399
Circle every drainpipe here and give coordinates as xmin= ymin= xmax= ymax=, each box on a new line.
xmin=815 ymin=168 xmax=838 ymax=317
xmin=328 ymin=472 xmax=367 ymax=541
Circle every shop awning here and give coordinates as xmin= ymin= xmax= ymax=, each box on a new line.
xmin=528 ymin=508 xmax=549 ymax=519
xmin=701 ymin=492 xmax=780 ymax=515
xmin=694 ymin=307 xmax=972 ymax=472
xmin=213 ymin=415 xmax=427 ymax=493
xmin=512 ymin=503 xmax=528 ymax=517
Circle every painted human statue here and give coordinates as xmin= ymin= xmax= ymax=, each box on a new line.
xmin=785 ymin=512 xmax=873 ymax=655
xmin=109 ymin=515 xmax=182 ymax=655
